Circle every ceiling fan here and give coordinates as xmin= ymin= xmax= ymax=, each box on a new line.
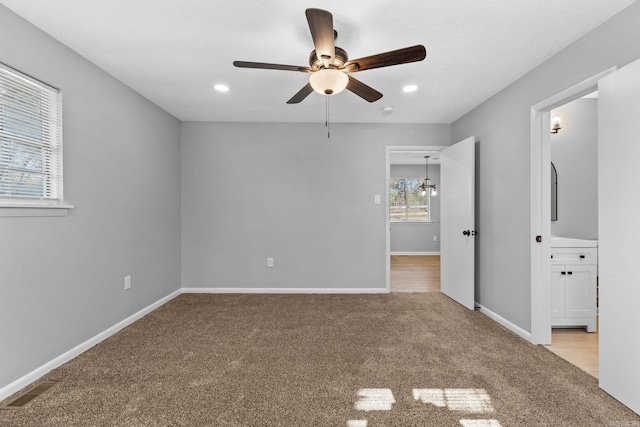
xmin=233 ymin=8 xmax=427 ymax=104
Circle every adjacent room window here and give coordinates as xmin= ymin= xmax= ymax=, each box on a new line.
xmin=0 ymin=63 xmax=63 ymax=205
xmin=389 ymin=178 xmax=429 ymax=221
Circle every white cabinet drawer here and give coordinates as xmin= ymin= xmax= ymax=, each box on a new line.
xmin=550 ymin=247 xmax=597 ymax=265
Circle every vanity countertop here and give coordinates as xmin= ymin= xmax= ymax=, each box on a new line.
xmin=550 ymin=236 xmax=598 ymax=248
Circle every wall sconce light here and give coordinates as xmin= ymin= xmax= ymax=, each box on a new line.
xmin=551 ymin=116 xmax=562 ymax=134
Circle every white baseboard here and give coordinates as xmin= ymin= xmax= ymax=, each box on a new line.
xmin=182 ymin=287 xmax=389 ymax=294
xmin=0 ymin=289 xmax=182 ymax=402
xmin=390 ymin=251 xmax=440 ymax=256
xmin=475 ymin=303 xmax=532 ymax=342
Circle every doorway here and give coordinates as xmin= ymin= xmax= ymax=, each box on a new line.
xmin=386 ymin=140 xmax=477 ymax=308
xmin=544 ymin=92 xmax=600 ymax=377
xmin=529 ymin=68 xmax=615 ymax=346
xmin=531 ymin=63 xmax=640 ymax=414
xmin=386 ymin=146 xmax=444 ymax=293
xmin=529 ymin=69 xmax=615 ymax=380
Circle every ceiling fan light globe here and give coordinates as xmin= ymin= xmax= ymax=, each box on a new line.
xmin=310 ymin=69 xmax=348 ymax=96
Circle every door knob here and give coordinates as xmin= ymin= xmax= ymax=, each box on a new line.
xmin=463 ymin=230 xmax=471 ymax=236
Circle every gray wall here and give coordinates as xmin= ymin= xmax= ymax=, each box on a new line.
xmin=390 ymin=165 xmax=440 ymax=253
xmin=550 ymin=99 xmax=598 ymax=240
xmin=181 ymin=122 xmax=450 ymax=290
xmin=451 ymin=1 xmax=640 ymax=332
xmin=0 ymin=6 xmax=182 ymax=390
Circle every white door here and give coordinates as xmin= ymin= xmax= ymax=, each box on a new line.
xmin=598 ymin=57 xmax=640 ymax=414
xmin=440 ymin=137 xmax=476 ymax=309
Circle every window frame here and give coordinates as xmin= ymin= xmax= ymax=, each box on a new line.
xmin=389 ymin=177 xmax=431 ymax=223
xmin=0 ymin=62 xmax=71 ymax=216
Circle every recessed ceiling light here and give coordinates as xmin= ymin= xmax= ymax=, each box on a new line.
xmin=382 ymin=107 xmax=394 ymax=114
xmin=403 ymin=84 xmax=418 ymax=93
xmin=214 ymin=84 xmax=229 ymax=92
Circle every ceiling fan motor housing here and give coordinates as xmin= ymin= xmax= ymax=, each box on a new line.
xmin=309 ymin=47 xmax=349 ymax=71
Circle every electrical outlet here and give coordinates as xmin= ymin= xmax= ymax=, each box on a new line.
xmin=374 ymin=194 xmax=381 ymax=204
xmin=124 ymin=275 xmax=131 ymax=290
xmin=267 ymin=258 xmax=274 ymax=268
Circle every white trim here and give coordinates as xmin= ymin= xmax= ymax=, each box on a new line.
xmin=386 ymin=148 xmax=391 ymax=293
xmin=181 ymin=287 xmax=389 ymax=294
xmin=0 ymin=289 xmax=182 ymax=402
xmin=390 ymin=221 xmax=440 ymax=224
xmin=476 ymin=303 xmax=532 ymax=342
xmin=391 ymin=251 xmax=440 ymax=256
xmin=529 ymin=68 xmax=615 ymax=345
xmin=530 ymin=69 xmax=615 ymax=111
xmin=529 ymin=106 xmax=552 ymax=345
xmin=0 ymin=205 xmax=74 ymax=217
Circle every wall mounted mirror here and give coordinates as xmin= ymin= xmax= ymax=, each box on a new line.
xmin=551 ymin=162 xmax=558 ymax=221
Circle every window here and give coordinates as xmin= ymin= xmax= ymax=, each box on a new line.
xmin=0 ymin=63 xmax=63 ymax=206
xmin=390 ymin=178 xmax=429 ymax=222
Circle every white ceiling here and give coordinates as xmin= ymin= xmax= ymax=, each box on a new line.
xmin=1 ymin=0 xmax=634 ymax=123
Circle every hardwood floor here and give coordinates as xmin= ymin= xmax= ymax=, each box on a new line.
xmin=390 ymin=255 xmax=440 ymax=292
xmin=391 ymin=255 xmax=597 ymax=377
xmin=546 ymin=321 xmax=599 ymax=378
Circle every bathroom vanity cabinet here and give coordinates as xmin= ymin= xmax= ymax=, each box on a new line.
xmin=550 ymin=237 xmax=598 ymax=332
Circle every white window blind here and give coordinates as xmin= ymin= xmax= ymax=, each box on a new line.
xmin=0 ymin=63 xmax=63 ymax=205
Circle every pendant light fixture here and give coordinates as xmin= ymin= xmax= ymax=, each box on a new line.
xmin=419 ymin=155 xmax=437 ymax=197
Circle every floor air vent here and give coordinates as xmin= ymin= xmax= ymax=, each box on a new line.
xmin=0 ymin=381 xmax=59 ymax=409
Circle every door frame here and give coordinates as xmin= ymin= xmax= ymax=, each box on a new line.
xmin=385 ymin=145 xmax=445 ymax=292
xmin=529 ymin=68 xmax=615 ymax=344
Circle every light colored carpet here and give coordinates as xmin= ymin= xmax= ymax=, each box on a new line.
xmin=1 ymin=293 xmax=638 ymax=426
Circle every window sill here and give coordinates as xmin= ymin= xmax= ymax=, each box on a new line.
xmin=0 ymin=204 xmax=74 ymax=217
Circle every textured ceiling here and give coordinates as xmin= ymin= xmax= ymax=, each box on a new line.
xmin=0 ymin=0 xmax=635 ymax=123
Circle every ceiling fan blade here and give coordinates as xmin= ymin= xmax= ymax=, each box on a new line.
xmin=346 ymin=76 xmax=383 ymax=102
xmin=233 ymin=61 xmax=311 ymax=73
xmin=306 ymin=8 xmax=335 ymax=65
xmin=287 ymin=83 xmax=314 ymax=104
xmin=344 ymin=45 xmax=426 ymax=72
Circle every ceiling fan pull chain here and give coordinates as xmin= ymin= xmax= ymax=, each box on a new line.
xmin=326 ymin=95 xmax=331 ymax=138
